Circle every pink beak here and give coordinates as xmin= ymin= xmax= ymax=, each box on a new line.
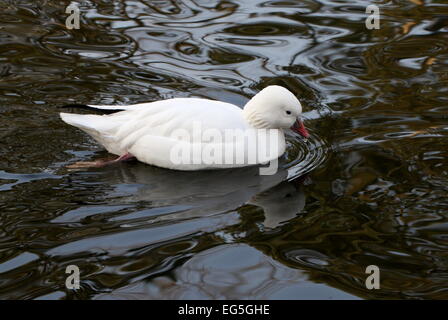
xmin=291 ymin=119 xmax=309 ymax=139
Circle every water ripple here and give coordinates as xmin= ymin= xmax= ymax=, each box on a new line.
xmin=0 ymin=0 xmax=448 ymax=300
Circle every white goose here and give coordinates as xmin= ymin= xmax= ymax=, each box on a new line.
xmin=60 ymin=85 xmax=309 ymax=170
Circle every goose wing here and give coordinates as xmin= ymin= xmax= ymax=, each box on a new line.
xmin=60 ymin=98 xmax=247 ymax=156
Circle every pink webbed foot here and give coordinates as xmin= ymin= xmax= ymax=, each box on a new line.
xmin=67 ymin=152 xmax=136 ymax=169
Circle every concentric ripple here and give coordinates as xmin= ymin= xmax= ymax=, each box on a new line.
xmin=283 ymin=130 xmax=329 ymax=181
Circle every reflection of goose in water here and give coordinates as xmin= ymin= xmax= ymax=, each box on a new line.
xmin=248 ymin=179 xmax=306 ymax=229
xmin=50 ymin=161 xmax=308 ymax=256
xmin=100 ymin=162 xmax=306 ymax=229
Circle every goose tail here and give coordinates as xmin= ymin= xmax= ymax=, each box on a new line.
xmin=60 ymin=112 xmax=121 ymax=154
xmin=60 ymin=112 xmax=106 ymax=131
xmin=59 ymin=104 xmax=127 ymax=114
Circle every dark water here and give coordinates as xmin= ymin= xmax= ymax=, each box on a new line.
xmin=0 ymin=0 xmax=447 ymax=300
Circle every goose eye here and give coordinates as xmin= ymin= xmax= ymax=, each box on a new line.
xmin=286 ymin=110 xmax=292 ymax=115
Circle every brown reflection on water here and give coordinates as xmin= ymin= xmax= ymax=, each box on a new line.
xmin=0 ymin=0 xmax=448 ymax=299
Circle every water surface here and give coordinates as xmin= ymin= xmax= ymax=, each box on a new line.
xmin=0 ymin=0 xmax=448 ymax=299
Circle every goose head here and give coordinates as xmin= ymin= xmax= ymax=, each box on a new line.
xmin=242 ymin=85 xmax=309 ymax=138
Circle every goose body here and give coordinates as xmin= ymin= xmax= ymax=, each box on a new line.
xmin=60 ymin=85 xmax=309 ymax=170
